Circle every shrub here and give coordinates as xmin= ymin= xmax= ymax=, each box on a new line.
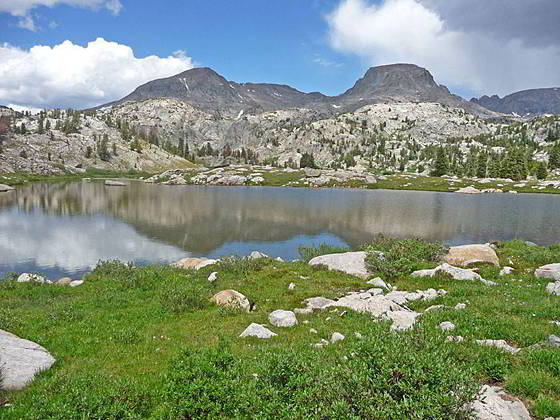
xmin=216 ymin=256 xmax=267 ymax=277
xmin=297 ymin=243 xmax=350 ymax=263
xmin=163 ymin=329 xmax=477 ymax=419
xmin=364 ymin=235 xmax=444 ymax=278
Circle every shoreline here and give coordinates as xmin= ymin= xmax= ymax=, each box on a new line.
xmin=2 ymin=166 xmax=560 ymax=195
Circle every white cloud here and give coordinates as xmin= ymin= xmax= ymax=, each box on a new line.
xmin=0 ymin=0 xmax=122 ymax=17
xmin=0 ymin=38 xmax=194 ymax=109
xmin=327 ymin=0 xmax=560 ymax=96
xmin=17 ymin=14 xmax=37 ymax=31
xmin=312 ymin=56 xmax=343 ymax=68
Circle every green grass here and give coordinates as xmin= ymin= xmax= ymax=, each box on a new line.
xmin=0 ymin=168 xmax=152 ymax=186
xmin=0 ymin=240 xmax=559 ymax=418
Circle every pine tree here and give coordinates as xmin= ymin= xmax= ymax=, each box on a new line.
xmin=536 ymin=162 xmax=548 ymax=180
xmin=476 ymin=152 xmax=487 ymax=178
xmin=549 ymin=143 xmax=560 ymax=169
xmin=97 ymin=134 xmax=110 ymax=161
xmin=37 ymin=118 xmax=44 ymax=134
xmin=431 ymin=147 xmax=449 ymax=177
xmin=300 ymin=152 xmax=316 ymax=168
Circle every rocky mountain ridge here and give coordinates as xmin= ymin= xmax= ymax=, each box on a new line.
xmin=471 ymin=88 xmax=560 ymax=116
xmin=101 ymin=64 xmax=495 ymax=118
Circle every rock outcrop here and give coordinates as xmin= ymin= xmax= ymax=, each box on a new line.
xmin=469 ymin=385 xmax=531 ymax=420
xmin=535 ymin=263 xmax=560 ymax=281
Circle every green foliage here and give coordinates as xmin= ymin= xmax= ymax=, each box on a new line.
xmin=97 ymin=134 xmax=110 ymax=161
xmin=216 ymin=256 xmax=268 ymax=277
xmin=364 ymin=235 xmax=444 ymax=278
xmin=299 ymin=152 xmax=316 ymax=168
xmin=536 ymin=161 xmax=548 ymax=180
xmin=297 ymin=243 xmax=350 ymax=263
xmin=163 ymin=332 xmax=477 ymax=419
xmin=549 ymin=143 xmax=560 ymax=169
xmin=431 ymin=147 xmax=449 ymax=177
xmin=496 ymin=240 xmax=560 ymax=268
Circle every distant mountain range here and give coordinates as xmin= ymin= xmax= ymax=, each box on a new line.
xmin=100 ymin=63 xmax=494 ymax=117
xmin=471 ymin=88 xmax=560 ymax=116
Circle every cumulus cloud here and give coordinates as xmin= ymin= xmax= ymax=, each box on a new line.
xmin=0 ymin=38 xmax=194 ymax=109
xmin=0 ymin=0 xmax=122 ymax=17
xmin=327 ymin=0 xmax=560 ymax=96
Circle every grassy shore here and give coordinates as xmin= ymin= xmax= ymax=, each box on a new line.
xmin=2 ymin=166 xmax=560 ymax=195
xmin=1 ymin=240 xmax=559 ymax=419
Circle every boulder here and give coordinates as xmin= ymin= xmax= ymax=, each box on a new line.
xmin=446 ymin=336 xmax=464 ymax=343
xmin=444 ymin=244 xmax=499 ymax=267
xmin=303 ymin=168 xmax=321 ymax=177
xmin=0 ymin=184 xmax=15 ymax=192
xmin=56 ymin=277 xmax=72 ymax=286
xmin=0 ymin=329 xmax=56 ymax=390
xmin=294 ymin=308 xmax=313 ymax=315
xmin=173 ymin=257 xmax=217 ymax=270
xmin=455 ymin=303 xmax=467 ymax=310
xmin=17 ymin=273 xmax=47 ymax=284
xmin=239 ymin=323 xmax=277 ymax=339
xmin=469 ymin=385 xmax=530 ymax=420
xmin=211 ymin=290 xmax=251 ymax=312
xmin=249 ymin=251 xmax=268 ymax=259
xmin=548 ymin=335 xmax=560 ymax=347
xmin=104 ymin=180 xmax=126 ymax=186
xmin=268 ymin=310 xmax=298 ymax=327
xmin=546 ymin=281 xmax=560 ymax=296
xmin=456 ymin=186 xmax=481 ymax=194
xmin=308 ymin=251 xmax=369 ymax=279
xmin=208 ymin=272 xmax=218 ymax=282
xmin=69 ymin=280 xmax=84 ymax=287
xmin=288 ymin=282 xmax=296 ymax=290
xmin=535 ymin=263 xmax=560 ymax=281
xmin=476 ymin=339 xmax=520 ymax=354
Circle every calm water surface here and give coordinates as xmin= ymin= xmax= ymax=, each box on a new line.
xmin=1 ymin=180 xmax=559 ymax=279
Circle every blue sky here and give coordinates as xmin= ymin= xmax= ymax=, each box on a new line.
xmin=1 ymin=0 xmax=559 ymax=109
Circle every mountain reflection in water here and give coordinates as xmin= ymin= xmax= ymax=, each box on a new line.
xmin=1 ymin=181 xmax=559 ymax=278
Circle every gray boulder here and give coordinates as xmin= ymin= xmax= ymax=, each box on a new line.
xmin=366 ymin=277 xmax=391 ymax=290
xmin=444 ymin=244 xmax=500 ymax=267
xmin=0 ymin=329 xmax=56 ymax=390
xmin=499 ymin=266 xmax=514 ymax=276
xmin=469 ymin=385 xmax=530 ymax=420
xmin=536 ymin=263 xmax=560 ymax=281
xmin=211 ymin=290 xmax=251 ymax=312
xmin=239 ymin=323 xmax=277 ymax=339
xmin=104 ymin=180 xmax=126 ymax=186
xmin=308 ymin=251 xmax=369 ymax=279
xmin=249 ymin=251 xmax=268 ymax=259
xmin=412 ymin=263 xmax=496 ymax=285
xmin=268 ymin=310 xmax=298 ymax=327
xmin=305 ymin=297 xmax=336 ymax=310
xmin=383 ymin=310 xmax=421 ymax=331
xmin=439 ymin=321 xmax=456 ymax=332
xmin=330 ymin=332 xmax=345 ymax=344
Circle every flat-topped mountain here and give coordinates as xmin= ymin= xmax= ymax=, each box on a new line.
xmin=471 ymin=88 xmax=560 ymax=115
xmin=100 ymin=64 xmax=493 ymax=117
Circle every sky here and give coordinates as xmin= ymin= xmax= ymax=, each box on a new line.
xmin=1 ymin=0 xmax=559 ymax=110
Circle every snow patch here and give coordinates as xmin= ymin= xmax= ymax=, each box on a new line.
xmin=331 ymin=104 xmax=341 ymax=109
xmin=236 ymin=109 xmax=244 ymax=120
xmin=179 ymin=78 xmax=190 ymax=92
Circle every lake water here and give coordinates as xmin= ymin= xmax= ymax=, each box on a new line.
xmin=1 ymin=180 xmax=560 ymax=280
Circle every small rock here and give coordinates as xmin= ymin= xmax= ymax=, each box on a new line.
xmin=456 ymin=186 xmax=481 ymax=194
xmin=249 ymin=251 xmax=268 ymax=259
xmin=546 ymin=281 xmax=560 ymax=296
xmin=208 ymin=272 xmax=218 ymax=282
xmin=549 ymin=321 xmax=560 ymax=327
xmin=325 ymin=317 xmax=332 ymax=321
xmin=439 ymin=321 xmax=456 ymax=332
xmin=305 ymin=296 xmax=336 ymax=310
xmin=366 ymin=288 xmax=384 ymax=296
xmin=17 ymin=273 xmax=47 ymax=284
xmin=446 ymin=335 xmax=464 ymax=343
xmin=384 ymin=310 xmax=421 ymax=331
xmin=268 ymin=310 xmax=298 ymax=327
xmin=310 ymin=328 xmax=318 ymax=334
xmin=354 ymin=332 xmax=363 ymax=339
xmin=548 ymin=335 xmax=560 ymax=347
xmin=104 ymin=180 xmax=126 ymax=186
xmin=302 ymin=320 xmax=310 ymax=325
xmin=56 ymin=277 xmax=72 ymax=286
xmin=239 ymin=323 xmax=277 ymax=339
xmin=476 ymin=339 xmax=520 ymax=354
xmin=366 ymin=277 xmax=391 ymax=290
xmin=330 ymin=332 xmax=345 ymax=344
xmin=0 ymin=183 xmax=15 ymax=192
xmin=425 ymin=305 xmax=446 ymax=313
xmin=294 ymin=308 xmax=313 ymax=315
xmin=69 ymin=280 xmax=84 ymax=287
xmin=174 ymin=257 xmax=218 ymax=270
xmin=500 ymin=266 xmax=514 ymax=276
xmin=288 ymin=282 xmax=296 ymax=290
xmin=211 ymin=290 xmax=251 ymax=312
xmin=454 ymin=303 xmax=467 ymax=310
